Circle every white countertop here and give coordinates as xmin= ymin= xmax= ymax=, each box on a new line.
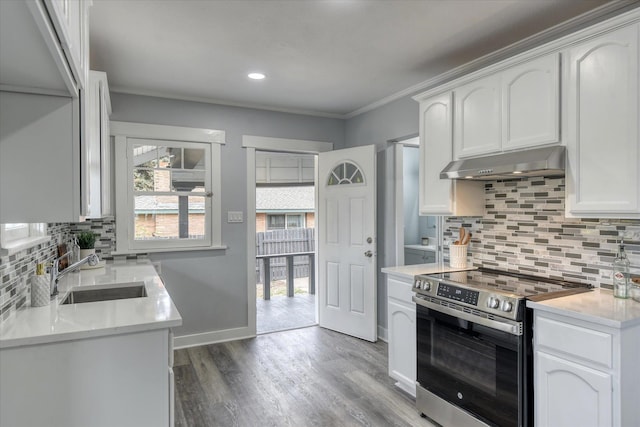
xmin=404 ymin=244 xmax=437 ymax=252
xmin=381 ymin=262 xmax=477 ymax=280
xmin=527 ymin=288 xmax=640 ymax=329
xmin=0 ymin=260 xmax=182 ymax=349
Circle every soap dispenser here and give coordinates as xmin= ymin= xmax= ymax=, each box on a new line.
xmin=613 ymin=241 xmax=630 ymax=299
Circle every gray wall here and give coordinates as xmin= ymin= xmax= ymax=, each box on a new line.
xmin=110 ymin=93 xmax=345 ymax=337
xmin=343 ymin=94 xmax=421 ymax=333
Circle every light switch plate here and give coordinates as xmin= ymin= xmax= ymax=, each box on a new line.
xmin=228 ymin=211 xmax=243 ymax=223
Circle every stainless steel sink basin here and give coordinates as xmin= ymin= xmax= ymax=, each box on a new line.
xmin=60 ymin=282 xmax=147 ymax=305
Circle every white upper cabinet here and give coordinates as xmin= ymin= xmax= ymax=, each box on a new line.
xmin=565 ymin=24 xmax=640 ymax=218
xmin=0 ymin=91 xmax=81 ymax=223
xmin=83 ymin=71 xmax=113 ymax=218
xmin=0 ymin=0 xmax=89 ymax=96
xmin=502 ymin=53 xmax=560 ymax=150
xmin=454 ymin=75 xmax=502 ymax=159
xmin=453 ymin=54 xmax=560 ymax=160
xmin=45 ymin=0 xmax=90 ymax=91
xmin=418 ymin=92 xmax=484 ymax=216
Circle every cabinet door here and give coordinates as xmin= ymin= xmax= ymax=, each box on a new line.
xmin=0 ymin=91 xmax=81 ymax=222
xmin=502 ymin=53 xmax=560 ymax=150
xmin=565 ymin=24 xmax=640 ymax=217
xmin=45 ymin=0 xmax=87 ymax=89
xmin=419 ymin=93 xmax=455 ymax=214
xmin=418 ymin=93 xmax=484 ymax=216
xmin=84 ymin=72 xmax=112 ymax=218
xmin=536 ymin=351 xmax=612 ymax=427
xmin=454 ymin=74 xmax=501 ymax=159
xmin=387 ymin=275 xmax=416 ymax=397
xmin=404 ymin=248 xmax=424 ymax=265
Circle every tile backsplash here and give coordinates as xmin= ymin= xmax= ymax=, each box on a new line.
xmin=445 ymin=177 xmax=640 ymax=288
xmin=0 ymin=223 xmax=71 ymax=321
xmin=0 ymin=217 xmax=136 ymax=323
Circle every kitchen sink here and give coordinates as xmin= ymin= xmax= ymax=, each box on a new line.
xmin=60 ymin=282 xmax=147 ymax=305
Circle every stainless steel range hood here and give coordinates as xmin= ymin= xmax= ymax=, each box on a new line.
xmin=440 ymin=146 xmax=565 ymax=180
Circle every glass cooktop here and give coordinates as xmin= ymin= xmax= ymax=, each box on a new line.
xmin=427 ymin=267 xmax=592 ymax=298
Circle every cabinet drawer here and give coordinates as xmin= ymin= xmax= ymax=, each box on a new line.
xmin=536 ymin=315 xmax=612 ymax=368
xmin=387 ymin=276 xmax=415 ymax=305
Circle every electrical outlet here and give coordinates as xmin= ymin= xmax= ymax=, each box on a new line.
xmin=228 ymin=211 xmax=243 ymax=223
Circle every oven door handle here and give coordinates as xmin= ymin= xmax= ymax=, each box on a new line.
xmin=412 ymin=295 xmax=523 ymax=336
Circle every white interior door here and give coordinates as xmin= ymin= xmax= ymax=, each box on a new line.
xmin=318 ymin=145 xmax=377 ymax=342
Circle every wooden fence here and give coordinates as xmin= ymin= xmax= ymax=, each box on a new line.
xmin=255 ymin=228 xmax=315 ymax=283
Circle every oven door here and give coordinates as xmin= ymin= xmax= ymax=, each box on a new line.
xmin=414 ymin=296 xmax=525 ymax=427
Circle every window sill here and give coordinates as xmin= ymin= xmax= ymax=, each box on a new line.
xmin=0 ymin=236 xmax=52 ymax=256
xmin=111 ymin=245 xmax=228 ymax=256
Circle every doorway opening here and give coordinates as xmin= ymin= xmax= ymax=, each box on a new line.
xmin=254 ymin=151 xmax=318 ymax=334
xmin=392 ymin=138 xmax=442 ymax=266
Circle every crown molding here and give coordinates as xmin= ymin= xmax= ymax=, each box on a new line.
xmin=345 ymin=0 xmax=639 ymax=119
xmin=109 ymin=87 xmax=347 ymax=120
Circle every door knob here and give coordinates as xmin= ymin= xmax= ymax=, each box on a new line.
xmin=367 ymin=237 xmax=373 ymax=244
xmin=364 ymin=250 xmax=373 ymax=258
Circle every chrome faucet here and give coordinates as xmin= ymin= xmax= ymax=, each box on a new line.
xmin=50 ymin=252 xmax=100 ymax=297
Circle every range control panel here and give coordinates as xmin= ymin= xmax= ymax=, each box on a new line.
xmin=413 ymin=274 xmax=522 ymax=321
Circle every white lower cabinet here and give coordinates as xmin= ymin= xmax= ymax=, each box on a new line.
xmin=386 ymin=274 xmax=416 ymax=397
xmin=532 ymin=310 xmax=639 ymax=427
xmin=0 ymin=328 xmax=174 ymax=427
xmin=536 ymin=352 xmax=613 ymax=427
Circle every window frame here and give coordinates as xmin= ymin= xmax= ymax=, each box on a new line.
xmin=0 ymin=223 xmax=49 ymax=255
xmin=266 ymin=213 xmax=306 ymax=230
xmin=112 ymin=122 xmax=225 ymax=254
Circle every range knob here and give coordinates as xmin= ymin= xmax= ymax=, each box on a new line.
xmin=501 ymin=300 xmax=514 ymax=312
xmin=414 ymin=280 xmax=421 ymax=289
xmin=487 ymin=297 xmax=500 ymax=309
xmin=422 ymin=281 xmax=432 ymax=291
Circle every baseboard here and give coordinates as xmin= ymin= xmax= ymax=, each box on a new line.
xmin=173 ymin=326 xmax=255 ymax=349
xmin=378 ymin=325 xmax=388 ymax=342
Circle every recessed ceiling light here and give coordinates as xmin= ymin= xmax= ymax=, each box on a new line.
xmin=513 ymin=171 xmax=523 ymax=174
xmin=248 ymin=72 xmax=266 ymax=80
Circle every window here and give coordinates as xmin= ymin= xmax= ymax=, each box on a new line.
xmin=0 ymin=223 xmax=49 ymax=255
xmin=267 ymin=214 xmax=305 ymax=230
xmin=113 ymin=122 xmax=225 ymax=253
xmin=327 ymin=161 xmax=364 ymax=185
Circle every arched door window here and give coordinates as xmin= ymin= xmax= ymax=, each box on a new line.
xmin=327 ymin=161 xmax=364 ymax=186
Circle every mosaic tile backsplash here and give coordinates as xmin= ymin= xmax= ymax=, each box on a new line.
xmin=444 ymin=177 xmax=640 ymax=289
xmin=0 ymin=223 xmax=71 ymax=321
xmin=0 ymin=217 xmax=138 ymax=322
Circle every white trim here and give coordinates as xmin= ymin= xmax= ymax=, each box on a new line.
xmin=348 ymin=2 xmax=638 ymax=118
xmin=172 ymin=326 xmax=255 ymax=349
xmin=246 ymin=136 xmax=328 ymax=336
xmin=0 ymin=236 xmax=51 ymax=256
xmin=393 ymin=144 xmax=404 ymax=267
xmin=378 ymin=325 xmax=388 ymax=343
xmin=110 ymin=246 xmax=227 ymax=256
xmin=246 ymin=147 xmax=257 ymax=337
xmin=412 ymin=6 xmax=640 ymax=103
xmin=110 ymin=121 xmax=225 ymax=144
xmin=242 ymin=135 xmax=333 ymax=153
xmin=110 ymin=87 xmax=346 ymax=120
xmin=113 ymin=123 xmax=224 ymax=254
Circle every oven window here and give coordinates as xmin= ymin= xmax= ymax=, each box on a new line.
xmin=432 ymin=325 xmax=496 ymax=395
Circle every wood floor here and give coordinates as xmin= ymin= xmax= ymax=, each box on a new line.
xmin=256 ymin=293 xmax=316 ymax=334
xmin=173 ymin=326 xmax=435 ymax=427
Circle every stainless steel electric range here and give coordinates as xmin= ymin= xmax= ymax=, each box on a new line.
xmin=412 ymin=268 xmax=592 ymax=427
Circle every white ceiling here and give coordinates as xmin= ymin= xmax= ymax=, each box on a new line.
xmin=90 ymin=0 xmax=621 ymax=118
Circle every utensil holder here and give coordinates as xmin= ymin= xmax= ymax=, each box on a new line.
xmin=449 ymin=245 xmax=468 ymax=268
xmin=31 ymin=275 xmax=50 ymax=307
